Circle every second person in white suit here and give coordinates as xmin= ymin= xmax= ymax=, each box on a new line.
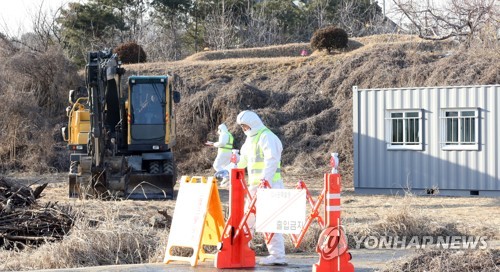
xmin=206 ymin=123 xmax=234 ymax=172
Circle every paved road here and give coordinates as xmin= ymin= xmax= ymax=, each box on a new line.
xmin=28 ymin=248 xmax=412 ymax=272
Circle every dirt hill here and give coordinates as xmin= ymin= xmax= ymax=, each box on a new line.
xmin=0 ymin=34 xmax=497 ymax=184
xmin=125 ymin=34 xmax=499 ymax=186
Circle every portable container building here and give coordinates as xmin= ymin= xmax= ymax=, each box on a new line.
xmin=353 ymin=85 xmax=500 ymax=196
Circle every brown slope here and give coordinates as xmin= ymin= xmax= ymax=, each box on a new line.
xmin=125 ymin=34 xmax=500 ymax=187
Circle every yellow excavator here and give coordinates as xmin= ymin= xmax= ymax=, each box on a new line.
xmin=62 ymin=50 xmax=180 ymax=199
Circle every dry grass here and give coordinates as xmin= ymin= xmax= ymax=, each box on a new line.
xmin=0 ymin=196 xmax=169 ymax=270
xmin=344 ymin=193 xmax=483 ymax=250
xmin=185 ymin=43 xmax=313 ymax=61
xmin=383 ymin=249 xmax=500 ymax=272
xmin=0 ymin=175 xmax=498 ymax=271
xmin=343 ymin=190 xmax=500 ymax=244
xmin=184 ymin=39 xmax=366 ymax=62
xmin=1 ymin=221 xmax=162 ymax=269
xmin=0 ymin=46 xmax=80 ymax=174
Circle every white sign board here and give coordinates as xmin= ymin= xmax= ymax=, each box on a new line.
xmin=167 ymin=182 xmax=211 ymax=245
xmin=255 ymin=189 xmax=306 ymax=234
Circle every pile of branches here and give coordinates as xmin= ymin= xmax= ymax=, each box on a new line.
xmin=0 ymin=177 xmax=75 ymax=249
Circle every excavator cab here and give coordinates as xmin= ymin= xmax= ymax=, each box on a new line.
xmin=129 ymin=78 xmax=169 ymax=147
xmin=124 ymin=76 xmax=180 ymax=199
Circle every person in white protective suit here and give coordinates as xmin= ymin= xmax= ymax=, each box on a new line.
xmin=206 ymin=123 xmax=234 ymax=174
xmin=235 ymin=110 xmax=287 ymax=266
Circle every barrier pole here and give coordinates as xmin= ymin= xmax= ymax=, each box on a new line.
xmin=214 ymin=168 xmax=255 ymax=268
xmin=312 ymin=153 xmax=354 ymax=272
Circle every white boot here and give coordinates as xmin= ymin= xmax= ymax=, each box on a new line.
xmin=258 ymin=255 xmax=287 ymax=266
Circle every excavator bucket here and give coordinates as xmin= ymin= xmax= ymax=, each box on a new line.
xmin=126 ymin=173 xmax=175 ymax=199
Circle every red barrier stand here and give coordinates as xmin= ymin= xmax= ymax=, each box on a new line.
xmin=215 ymin=153 xmax=354 ymax=271
xmin=280 ymin=180 xmax=325 ymax=247
xmin=214 ymin=169 xmax=255 ymax=268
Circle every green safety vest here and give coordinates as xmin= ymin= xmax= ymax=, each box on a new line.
xmin=246 ymin=128 xmax=282 ymax=185
xmin=218 ymin=133 xmax=234 ymax=153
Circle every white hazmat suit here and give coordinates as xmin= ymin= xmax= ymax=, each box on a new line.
xmin=235 ymin=110 xmax=287 ymax=266
xmin=212 ymin=123 xmax=234 ymax=172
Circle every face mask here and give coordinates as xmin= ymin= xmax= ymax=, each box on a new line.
xmin=244 ymin=129 xmax=255 ymax=137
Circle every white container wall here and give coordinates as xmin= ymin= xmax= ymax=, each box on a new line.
xmin=353 ymin=85 xmax=500 ymax=196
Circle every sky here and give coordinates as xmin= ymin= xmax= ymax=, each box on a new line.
xmin=0 ymin=0 xmax=75 ymax=36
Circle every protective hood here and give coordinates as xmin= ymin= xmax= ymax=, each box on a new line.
xmin=217 ymin=123 xmax=229 ymax=134
xmin=236 ymin=110 xmax=265 ymax=137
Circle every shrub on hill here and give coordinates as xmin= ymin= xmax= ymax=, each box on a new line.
xmin=310 ymin=26 xmax=349 ymax=53
xmin=114 ymin=42 xmax=147 ymax=64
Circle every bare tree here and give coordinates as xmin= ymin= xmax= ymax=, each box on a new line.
xmin=335 ymin=0 xmax=366 ymax=35
xmin=392 ymin=0 xmax=499 ymax=47
xmin=204 ymin=1 xmax=239 ymax=50
xmin=311 ymin=0 xmax=331 ymax=29
xmin=140 ymin=22 xmax=181 ymax=61
xmin=243 ymin=6 xmax=283 ymax=47
xmin=2 ymin=0 xmax=64 ymax=53
xmin=30 ymin=1 xmax=64 ymax=51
